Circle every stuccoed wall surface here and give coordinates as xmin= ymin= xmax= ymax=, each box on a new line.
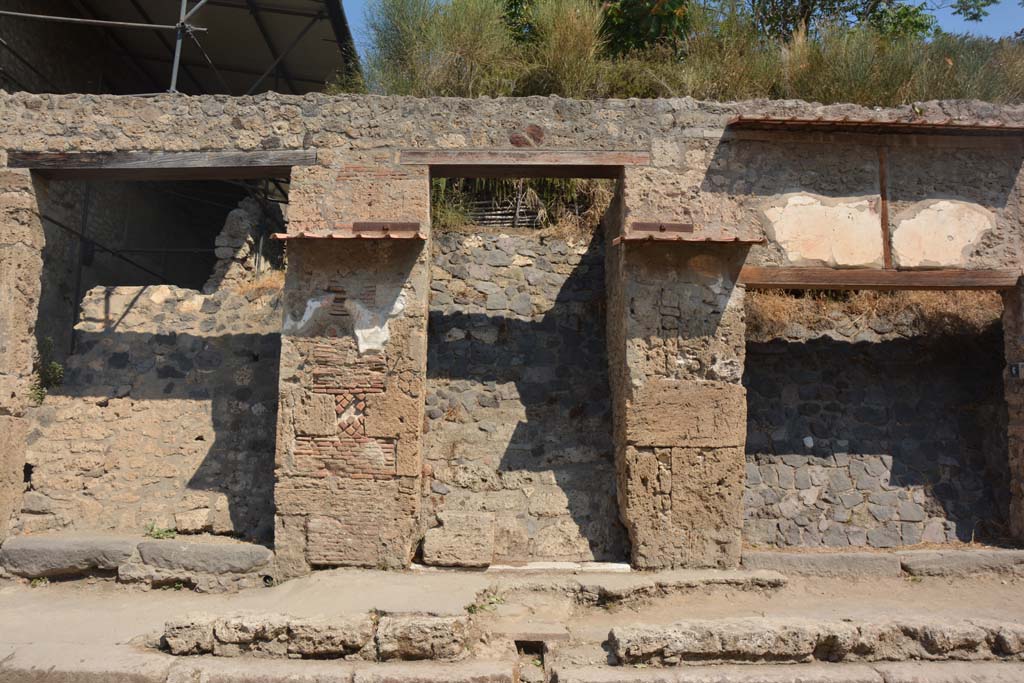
xmin=744 ymin=321 xmax=1008 ymax=548
xmin=422 ymin=230 xmax=627 ymax=563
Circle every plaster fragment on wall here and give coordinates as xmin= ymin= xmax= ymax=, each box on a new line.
xmin=891 ymin=200 xmax=994 ymax=269
xmin=283 ymin=295 xmax=330 ymax=333
xmin=345 ymin=289 xmax=407 ymax=354
xmin=762 ymin=193 xmax=884 ymax=268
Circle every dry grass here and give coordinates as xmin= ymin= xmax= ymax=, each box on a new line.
xmin=230 ymin=269 xmax=286 ymax=299
xmin=746 ymin=289 xmax=1004 ymax=342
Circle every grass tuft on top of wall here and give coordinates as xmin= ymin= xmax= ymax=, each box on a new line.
xmin=337 ymin=0 xmax=1024 ymax=106
xmin=746 ymin=289 xmax=1005 ymax=342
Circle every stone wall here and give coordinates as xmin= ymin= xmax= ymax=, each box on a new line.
xmin=421 ymin=229 xmax=627 ymax=563
xmin=2 ymin=92 xmax=1023 ymax=567
xmin=10 ymin=200 xmax=282 ymax=543
xmin=743 ymin=296 xmax=1009 ymax=548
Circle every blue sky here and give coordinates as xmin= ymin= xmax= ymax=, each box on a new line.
xmin=343 ymin=0 xmax=1024 ymax=57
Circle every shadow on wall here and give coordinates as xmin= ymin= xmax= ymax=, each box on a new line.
xmin=743 ymin=329 xmax=1009 ymax=546
xmin=425 ymin=229 xmax=629 ymax=562
xmin=25 ymin=298 xmax=280 ymax=546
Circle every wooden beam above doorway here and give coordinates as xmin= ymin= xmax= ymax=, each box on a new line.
xmin=739 ymin=266 xmax=1020 ymax=291
xmin=399 ymin=149 xmax=649 ymax=179
xmin=7 ymin=149 xmax=317 ymax=180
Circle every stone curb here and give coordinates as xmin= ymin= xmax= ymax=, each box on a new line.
xmin=741 ymin=551 xmax=902 ymax=577
xmin=609 ymin=617 xmax=1024 ymax=665
xmin=0 ymin=659 xmax=517 ymax=683
xmin=550 ymin=662 xmax=1024 ymax=683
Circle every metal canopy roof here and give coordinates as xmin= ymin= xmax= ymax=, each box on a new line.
xmin=2 ymin=0 xmax=358 ymax=95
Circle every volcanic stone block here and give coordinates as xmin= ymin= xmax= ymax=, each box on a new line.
xmin=137 ymin=539 xmax=272 ymax=574
xmin=0 ymin=533 xmax=138 ymax=577
xmin=376 ymin=615 xmax=472 ymax=661
xmin=422 ymin=512 xmax=495 ymax=568
xmin=626 ymin=380 xmax=747 ymax=449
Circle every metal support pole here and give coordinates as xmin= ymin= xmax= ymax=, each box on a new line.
xmin=245 ymin=14 xmax=321 ymax=94
xmin=70 ymin=187 xmax=92 ymax=353
xmin=0 ymin=9 xmax=205 ymax=31
xmin=168 ymin=0 xmax=189 ymax=93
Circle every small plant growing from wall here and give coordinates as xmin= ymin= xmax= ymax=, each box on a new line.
xmin=145 ymin=521 xmax=177 ymax=540
xmin=29 ymin=337 xmax=63 ymax=405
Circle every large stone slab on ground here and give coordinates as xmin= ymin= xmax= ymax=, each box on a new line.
xmin=422 ymin=512 xmax=494 ymax=568
xmin=898 ymin=550 xmax=1024 ymax=577
xmin=0 ymin=534 xmax=138 ymax=577
xmin=137 ymin=539 xmax=272 ymax=574
xmin=741 ymin=551 xmax=902 ymax=577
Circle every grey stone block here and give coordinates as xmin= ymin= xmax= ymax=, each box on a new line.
xmin=0 ymin=534 xmax=139 ymax=577
xmin=138 ymin=540 xmax=272 ymax=574
xmin=899 ymin=549 xmax=1024 ymax=577
xmin=741 ymin=551 xmax=902 ymax=577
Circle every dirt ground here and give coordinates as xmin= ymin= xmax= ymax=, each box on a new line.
xmin=1 ymin=567 xmax=1023 ymax=675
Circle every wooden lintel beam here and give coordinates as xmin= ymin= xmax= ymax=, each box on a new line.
xmin=9 ymin=150 xmax=317 ymax=180
xmin=406 ymin=149 xmax=650 ymax=178
xmin=739 ymin=266 xmax=1020 ymax=291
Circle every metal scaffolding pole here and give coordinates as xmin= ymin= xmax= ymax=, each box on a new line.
xmin=0 ymin=9 xmax=206 ymax=32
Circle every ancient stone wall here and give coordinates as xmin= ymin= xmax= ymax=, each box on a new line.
xmin=10 ymin=200 xmax=282 ymax=543
xmin=421 ymin=229 xmax=627 ymax=563
xmin=2 ymin=92 xmax=1022 ymax=567
xmin=744 ymin=297 xmax=1008 ymax=547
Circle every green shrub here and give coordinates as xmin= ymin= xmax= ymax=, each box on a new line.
xmin=358 ymin=0 xmax=1024 ymax=105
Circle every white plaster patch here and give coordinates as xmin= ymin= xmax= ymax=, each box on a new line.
xmin=345 ymin=289 xmax=407 ymax=354
xmin=283 ymin=295 xmax=330 ymax=333
xmin=891 ymin=199 xmax=994 ymax=268
xmin=763 ymin=193 xmax=884 ymax=268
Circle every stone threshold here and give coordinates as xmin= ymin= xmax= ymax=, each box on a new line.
xmin=411 ymin=561 xmax=633 ymax=574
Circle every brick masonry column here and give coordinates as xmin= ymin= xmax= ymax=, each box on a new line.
xmin=0 ymin=165 xmax=43 ymax=542
xmin=605 ymin=183 xmax=748 ymax=569
xmin=273 ymin=152 xmax=429 ymax=578
xmin=1003 ymin=281 xmax=1024 ymax=539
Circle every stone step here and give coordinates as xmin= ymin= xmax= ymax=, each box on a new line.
xmin=550 ymin=661 xmax=1024 ymax=683
xmin=608 ymin=617 xmax=1024 ymax=666
xmin=0 ymin=533 xmax=273 ymax=592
